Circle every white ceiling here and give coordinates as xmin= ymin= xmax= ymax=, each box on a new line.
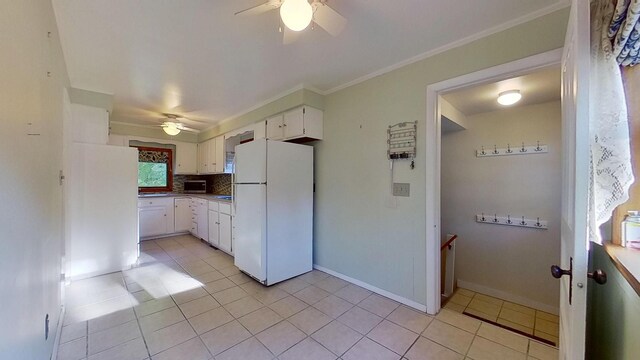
xmin=52 ymin=0 xmax=565 ymax=130
xmin=442 ymin=66 xmax=561 ymax=116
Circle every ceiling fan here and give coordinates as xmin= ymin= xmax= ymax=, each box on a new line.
xmin=156 ymin=114 xmax=201 ymax=136
xmin=235 ymin=0 xmax=347 ymax=44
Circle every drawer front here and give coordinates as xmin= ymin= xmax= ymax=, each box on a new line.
xmin=219 ymin=202 xmax=232 ymax=215
xmin=208 ymin=200 xmax=219 ymax=211
xmin=138 ymin=198 xmax=172 ymax=208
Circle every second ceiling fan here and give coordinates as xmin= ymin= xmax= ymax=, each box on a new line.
xmin=235 ymin=0 xmax=347 ymax=44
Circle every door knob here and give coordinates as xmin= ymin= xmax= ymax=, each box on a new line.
xmin=588 ymin=269 xmax=607 ymax=284
xmin=551 ymin=265 xmax=571 ymax=279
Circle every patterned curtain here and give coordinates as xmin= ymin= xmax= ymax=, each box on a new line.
xmin=139 ymin=150 xmax=169 ymax=163
xmin=589 ymin=0 xmax=635 ymax=244
xmin=609 ymin=0 xmax=640 ymax=66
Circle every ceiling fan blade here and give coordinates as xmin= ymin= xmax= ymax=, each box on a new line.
xmin=283 ymin=26 xmax=301 ymax=45
xmin=235 ymin=0 xmax=281 ymax=16
xmin=180 ymin=126 xmax=200 ymax=133
xmin=312 ymin=2 xmax=346 ymax=36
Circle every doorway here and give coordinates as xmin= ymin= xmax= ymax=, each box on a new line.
xmin=424 ymin=49 xmax=563 ymax=319
xmin=438 ymin=65 xmax=562 ymax=347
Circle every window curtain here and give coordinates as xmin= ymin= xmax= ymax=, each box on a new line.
xmin=589 ymin=0 xmax=637 ymax=244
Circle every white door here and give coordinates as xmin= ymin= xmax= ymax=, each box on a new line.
xmin=557 ymin=1 xmax=590 ymax=358
xmin=175 ymin=142 xmax=197 ymax=174
xmin=198 ymin=141 xmax=209 ymax=174
xmin=139 ymin=206 xmax=167 ymax=238
xmin=219 ymin=213 xmax=232 ymax=254
xmin=234 ymin=184 xmax=267 ymax=282
xmin=215 ymin=136 xmax=225 ymax=173
xmin=266 ymin=114 xmax=284 ymax=140
xmin=207 ymin=138 xmax=217 ymax=172
xmin=197 ymin=202 xmax=209 ymax=242
xmin=174 ymin=198 xmax=192 ymax=232
xmin=209 ymin=210 xmax=220 ymax=247
xmin=283 ymin=107 xmax=304 ymax=139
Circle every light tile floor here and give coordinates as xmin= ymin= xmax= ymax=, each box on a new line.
xmin=444 ymin=288 xmax=560 ymax=347
xmin=58 ymin=235 xmax=559 ymax=360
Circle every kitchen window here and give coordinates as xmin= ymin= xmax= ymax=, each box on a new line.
xmin=135 ymin=146 xmax=173 ymax=193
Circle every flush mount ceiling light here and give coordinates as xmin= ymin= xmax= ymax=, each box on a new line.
xmin=162 ymin=122 xmax=181 ymax=136
xmin=497 ymin=90 xmax=522 ymax=106
xmin=279 ymin=0 xmax=313 ymax=31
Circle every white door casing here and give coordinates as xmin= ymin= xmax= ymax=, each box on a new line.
xmin=558 ymin=1 xmax=590 ymax=359
xmin=424 ymin=48 xmax=563 ymax=315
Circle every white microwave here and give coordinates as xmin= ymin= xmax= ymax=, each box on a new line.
xmin=184 ymin=180 xmax=207 ymax=193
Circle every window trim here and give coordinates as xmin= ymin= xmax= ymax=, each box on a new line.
xmin=134 ymin=146 xmax=173 ymax=193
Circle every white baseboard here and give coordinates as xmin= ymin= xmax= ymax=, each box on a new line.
xmin=313 ymin=264 xmax=427 ymax=312
xmin=456 ymin=279 xmax=559 ymax=315
xmin=50 ymin=305 xmax=65 ymax=360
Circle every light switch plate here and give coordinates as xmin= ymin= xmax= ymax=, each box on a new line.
xmin=393 ymin=183 xmax=410 ymax=197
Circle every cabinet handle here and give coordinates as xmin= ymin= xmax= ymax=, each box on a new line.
xmin=283 ymin=124 xmax=287 ymax=127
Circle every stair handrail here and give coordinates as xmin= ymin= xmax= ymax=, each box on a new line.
xmin=440 ymin=234 xmax=458 ymax=251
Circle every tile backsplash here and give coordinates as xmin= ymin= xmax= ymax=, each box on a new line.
xmin=173 ymin=174 xmax=232 ymax=195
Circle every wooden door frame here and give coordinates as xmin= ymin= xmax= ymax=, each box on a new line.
xmin=424 ymin=48 xmax=563 ymax=314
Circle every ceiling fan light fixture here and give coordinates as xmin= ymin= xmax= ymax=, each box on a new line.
xmin=497 ymin=90 xmax=522 ymax=106
xmin=162 ymin=122 xmax=181 ymax=136
xmin=280 ymin=0 xmax=313 ymax=32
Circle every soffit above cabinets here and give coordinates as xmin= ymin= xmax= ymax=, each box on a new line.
xmin=53 ymin=0 xmax=565 ymax=129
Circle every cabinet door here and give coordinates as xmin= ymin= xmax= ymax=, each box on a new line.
xmin=139 ymin=206 xmax=167 ymax=238
xmin=266 ymin=114 xmax=284 ymax=141
xmin=198 ymin=141 xmax=209 ymax=174
xmin=219 ymin=213 xmax=232 ymax=254
xmin=207 ymin=138 xmax=216 ymax=173
xmin=174 ymin=198 xmax=191 ymax=232
xmin=197 ymin=202 xmax=209 ymax=241
xmin=283 ymin=107 xmax=304 ymax=139
xmin=253 ymin=120 xmax=266 ymax=140
xmin=214 ymin=136 xmax=225 ymax=173
xmin=176 ymin=142 xmax=197 ymax=174
xmin=208 ymin=210 xmax=220 ymax=247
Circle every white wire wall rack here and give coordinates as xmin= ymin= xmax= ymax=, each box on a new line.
xmin=388 ymin=121 xmax=417 ymax=162
xmin=476 ymin=141 xmax=548 ymax=158
xmin=475 ymin=213 xmax=548 ymax=230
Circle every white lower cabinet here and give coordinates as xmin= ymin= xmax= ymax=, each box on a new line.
xmin=208 ymin=200 xmax=233 ymax=255
xmin=139 ymin=206 xmax=168 ymax=238
xmin=174 ymin=198 xmax=192 ymax=232
xmin=208 ymin=210 xmax=220 ymax=247
xmin=219 ymin=212 xmax=232 ymax=254
xmin=138 ymin=197 xmax=174 ymax=239
xmin=196 ymin=199 xmax=208 ymax=242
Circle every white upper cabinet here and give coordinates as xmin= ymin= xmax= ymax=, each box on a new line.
xmin=253 ymin=120 xmax=266 ymax=140
xmin=198 ymin=140 xmax=209 ymax=174
xmin=175 ymin=142 xmax=197 ymax=174
xmin=266 ymin=114 xmax=284 ymax=141
xmin=214 ymin=136 xmax=225 ymax=173
xmin=71 ymin=103 xmax=109 ymax=144
xmin=197 ymin=136 xmax=225 ymax=174
xmin=266 ymin=106 xmax=323 ymax=142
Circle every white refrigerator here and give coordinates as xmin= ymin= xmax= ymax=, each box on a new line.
xmin=66 ymin=143 xmax=139 ymax=280
xmin=233 ymin=139 xmax=313 ymax=285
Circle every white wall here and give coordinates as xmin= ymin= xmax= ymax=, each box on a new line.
xmin=441 ymin=101 xmax=561 ymax=311
xmin=0 ymin=0 xmax=70 ymax=358
xmin=312 ymin=10 xmax=568 ymax=307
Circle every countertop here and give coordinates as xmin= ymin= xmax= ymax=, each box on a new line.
xmin=138 ymin=193 xmax=232 ymax=203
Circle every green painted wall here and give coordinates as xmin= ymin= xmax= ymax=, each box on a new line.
xmin=586 ymin=244 xmax=640 ymax=360
xmin=312 ymin=8 xmax=569 ymax=306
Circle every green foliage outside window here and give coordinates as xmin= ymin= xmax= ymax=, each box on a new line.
xmin=138 ymin=162 xmax=168 ymax=187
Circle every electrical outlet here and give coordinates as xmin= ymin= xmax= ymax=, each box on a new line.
xmin=393 ymin=183 xmax=410 ymax=197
